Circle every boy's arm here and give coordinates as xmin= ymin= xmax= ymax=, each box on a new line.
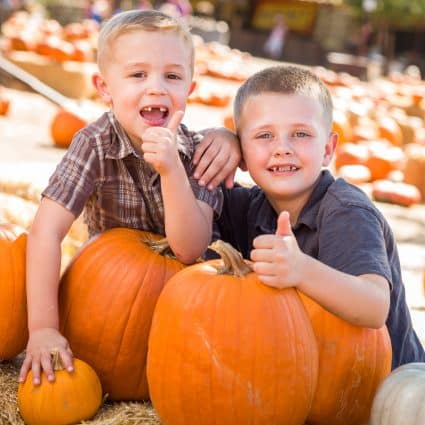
xmin=19 ymin=198 xmax=75 ymax=385
xmin=251 ymin=211 xmax=390 ymax=329
xmin=141 ymin=112 xmax=213 ymax=263
xmin=161 ymin=162 xmax=213 ymax=264
xmin=192 ymin=127 xmax=241 ymax=190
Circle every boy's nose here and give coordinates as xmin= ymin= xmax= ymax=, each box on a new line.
xmin=273 ymin=137 xmax=294 ymax=156
xmin=144 ymin=77 xmax=167 ymax=95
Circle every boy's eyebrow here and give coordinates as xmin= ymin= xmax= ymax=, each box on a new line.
xmin=125 ymin=62 xmax=186 ymax=70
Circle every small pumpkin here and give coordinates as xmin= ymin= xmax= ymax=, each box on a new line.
xmin=403 ymin=143 xmax=425 ymax=201
xmin=372 ymin=179 xmax=421 ymax=207
xmin=147 ymin=241 xmax=318 ymax=425
xmin=365 ymin=141 xmax=405 ymax=181
xmin=369 ymin=362 xmax=425 ymax=425
xmin=59 ymin=228 xmax=185 ymax=400
xmin=0 ymin=223 xmax=28 ymax=360
xmin=18 ymin=352 xmax=102 ymax=425
xmin=0 ymin=98 xmax=10 ymax=116
xmin=50 ymin=108 xmax=87 ymax=148
xmin=334 ymin=142 xmax=369 ymax=170
xmin=377 ymin=116 xmax=403 ymax=146
xmin=300 ymin=294 xmax=392 ymax=425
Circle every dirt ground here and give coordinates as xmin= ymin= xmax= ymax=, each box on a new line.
xmin=1 ymin=87 xmax=425 ymax=348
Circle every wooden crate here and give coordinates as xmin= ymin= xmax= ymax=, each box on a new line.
xmin=4 ymin=50 xmax=98 ymax=99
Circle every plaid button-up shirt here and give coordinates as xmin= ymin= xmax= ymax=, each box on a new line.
xmin=43 ymin=111 xmax=223 ymax=237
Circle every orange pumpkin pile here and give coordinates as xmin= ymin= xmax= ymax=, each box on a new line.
xmin=2 ymin=11 xmax=97 ymax=63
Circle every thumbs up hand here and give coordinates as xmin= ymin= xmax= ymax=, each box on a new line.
xmin=141 ymin=110 xmax=184 ymax=175
xmin=251 ymin=211 xmax=305 ymax=289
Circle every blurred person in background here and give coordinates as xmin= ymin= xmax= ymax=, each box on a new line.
xmin=137 ymin=0 xmax=153 ymax=10
xmin=85 ymin=0 xmax=113 ymax=23
xmin=159 ymin=0 xmax=192 ymax=19
xmin=263 ymin=14 xmax=288 ymax=61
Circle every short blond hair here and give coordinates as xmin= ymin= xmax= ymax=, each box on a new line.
xmin=234 ymin=65 xmax=333 ymax=132
xmin=97 ymin=9 xmax=194 ymax=75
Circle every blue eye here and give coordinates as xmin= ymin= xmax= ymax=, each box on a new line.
xmin=132 ymin=71 xmax=146 ymax=78
xmin=294 ymin=131 xmax=309 ymax=138
xmin=257 ymin=132 xmax=272 ymax=139
xmin=167 ymin=73 xmax=181 ymax=80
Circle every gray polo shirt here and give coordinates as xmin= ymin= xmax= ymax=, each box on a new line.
xmin=211 ymin=169 xmax=425 ymax=368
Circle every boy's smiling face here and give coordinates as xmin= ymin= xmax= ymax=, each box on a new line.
xmin=93 ymin=29 xmax=195 ymax=147
xmin=238 ymin=92 xmax=336 ymax=218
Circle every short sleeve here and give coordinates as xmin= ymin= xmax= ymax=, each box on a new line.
xmin=317 ymin=205 xmax=393 ymax=285
xmin=42 ymin=131 xmax=100 ymax=217
xmin=188 ymin=176 xmax=223 ymax=216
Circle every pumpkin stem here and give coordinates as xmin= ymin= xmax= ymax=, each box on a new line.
xmin=50 ymin=351 xmax=65 ymax=371
xmin=145 ymin=237 xmax=175 ymax=258
xmin=208 ymin=240 xmax=252 ymax=277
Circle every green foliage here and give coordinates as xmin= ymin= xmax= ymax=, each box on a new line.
xmin=344 ymin=0 xmax=425 ymax=27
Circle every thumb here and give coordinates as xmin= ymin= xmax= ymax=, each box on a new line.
xmin=167 ymin=110 xmax=184 ymax=133
xmin=276 ymin=211 xmax=292 ymax=237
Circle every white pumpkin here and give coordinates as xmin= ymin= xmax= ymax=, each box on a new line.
xmin=369 ymin=362 xmax=425 ymax=425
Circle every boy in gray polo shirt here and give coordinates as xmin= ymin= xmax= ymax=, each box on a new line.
xmin=20 ymin=10 xmax=240 ymax=386
xmin=212 ymin=65 xmax=425 ymax=368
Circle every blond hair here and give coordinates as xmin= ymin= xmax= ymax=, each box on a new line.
xmin=234 ymin=65 xmax=333 ymax=132
xmin=97 ymin=9 xmax=194 ymax=74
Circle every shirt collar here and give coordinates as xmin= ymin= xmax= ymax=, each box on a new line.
xmin=294 ymin=169 xmax=335 ymax=231
xmin=253 ymin=169 xmax=335 ymax=234
xmin=105 ymin=110 xmax=192 ymax=160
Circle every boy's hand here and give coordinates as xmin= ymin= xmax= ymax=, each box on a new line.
xmin=251 ymin=211 xmax=305 ymax=289
xmin=19 ymin=328 xmax=73 ymax=385
xmin=193 ymin=127 xmax=241 ymax=190
xmin=141 ymin=111 xmax=184 ymax=175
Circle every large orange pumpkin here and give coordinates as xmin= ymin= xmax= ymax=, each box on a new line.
xmin=59 ymin=227 xmax=184 ymax=400
xmin=50 ymin=108 xmax=87 ymax=148
xmin=0 ymin=223 xmax=28 ymax=360
xmin=300 ymin=294 xmax=392 ymax=425
xmin=18 ymin=352 xmax=102 ymax=425
xmin=147 ymin=241 xmax=318 ymax=425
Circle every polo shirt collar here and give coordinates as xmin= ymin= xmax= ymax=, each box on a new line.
xmin=295 ymin=169 xmax=335 ymax=231
xmin=254 ymin=169 xmax=335 ymax=234
xmin=254 ymin=192 xmax=278 ymax=236
xmin=105 ymin=110 xmax=191 ymax=160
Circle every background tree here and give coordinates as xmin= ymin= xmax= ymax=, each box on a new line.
xmin=344 ymin=0 xmax=425 ymax=62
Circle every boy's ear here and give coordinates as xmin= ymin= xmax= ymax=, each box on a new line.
xmin=188 ymin=80 xmax=196 ymax=96
xmin=322 ymin=131 xmax=338 ymax=166
xmin=92 ymin=73 xmax=112 ymax=104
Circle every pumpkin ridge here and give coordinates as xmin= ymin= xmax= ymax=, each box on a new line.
xmin=3 ymin=242 xmax=15 ymax=351
xmin=111 ymin=250 xmax=162 ymax=394
xmin=178 ymin=275 xmax=205 ymax=424
xmin=283 ymin=292 xmax=300 ymax=423
xmin=230 ymin=274 xmax=243 ymax=424
xmin=208 ymin=273 xmax=221 ymax=425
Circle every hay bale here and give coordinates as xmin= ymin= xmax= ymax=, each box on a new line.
xmin=0 ymin=358 xmax=161 ymax=425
